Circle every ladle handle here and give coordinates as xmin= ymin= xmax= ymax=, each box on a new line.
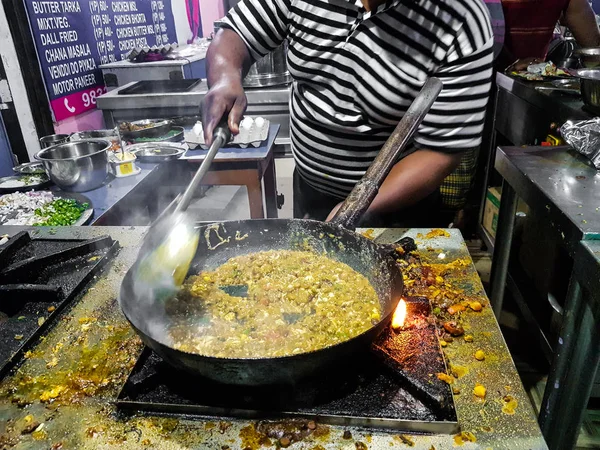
xmin=175 ymin=122 xmax=231 ymax=213
xmin=330 ymin=77 xmax=443 ymax=229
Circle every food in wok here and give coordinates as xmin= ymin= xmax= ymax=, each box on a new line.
xmin=166 ymin=250 xmax=382 ymax=359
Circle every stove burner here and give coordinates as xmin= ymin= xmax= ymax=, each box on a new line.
xmin=117 ymin=299 xmax=458 ymax=434
xmin=0 ymin=231 xmax=118 ymax=378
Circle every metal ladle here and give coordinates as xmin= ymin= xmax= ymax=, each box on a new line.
xmin=134 ymin=123 xmax=231 ymax=289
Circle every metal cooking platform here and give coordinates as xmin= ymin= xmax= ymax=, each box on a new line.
xmin=117 ymin=298 xmax=458 ymax=434
xmin=0 ymin=231 xmax=119 ymax=378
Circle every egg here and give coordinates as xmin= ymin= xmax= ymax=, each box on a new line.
xmin=254 ymin=117 xmax=265 ymax=128
xmin=240 ymin=117 xmax=254 ymax=130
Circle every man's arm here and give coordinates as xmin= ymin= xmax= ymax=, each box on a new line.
xmin=202 ymin=29 xmax=252 ymax=144
xmin=326 ymin=150 xmax=462 ymax=220
xmin=367 ymin=150 xmax=463 ymax=214
xmin=564 ymin=0 xmax=600 ymax=48
xmin=201 ymin=0 xmax=290 ymax=144
xmin=328 ymin=1 xmax=493 ymax=221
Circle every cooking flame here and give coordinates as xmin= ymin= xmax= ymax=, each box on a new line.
xmin=391 ymin=299 xmax=407 ymax=329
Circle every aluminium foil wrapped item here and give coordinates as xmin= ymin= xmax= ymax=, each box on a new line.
xmin=560 ymin=119 xmax=600 ymax=169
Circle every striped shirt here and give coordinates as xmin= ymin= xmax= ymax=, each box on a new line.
xmin=224 ymin=0 xmax=494 ymax=199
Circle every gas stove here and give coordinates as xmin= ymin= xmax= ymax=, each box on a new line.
xmin=0 ymin=230 xmax=118 ymax=378
xmin=117 ymin=297 xmax=458 ymax=434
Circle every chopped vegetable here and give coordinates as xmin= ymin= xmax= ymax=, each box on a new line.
xmin=464 ymin=334 xmax=474 ymax=343
xmin=14 ymin=335 xmax=23 ymax=340
xmin=437 ymin=373 xmax=454 ymax=384
xmin=443 ymin=321 xmax=464 ymax=336
xmin=473 ymin=383 xmax=486 ymax=399
xmin=447 ymin=304 xmax=465 ymax=315
xmin=34 ymin=198 xmax=89 ymax=226
xmin=0 ymin=191 xmax=88 ymax=226
xmin=474 ymin=350 xmax=485 ymax=361
xmin=468 ymin=301 xmax=483 ymax=312
xmin=502 ymin=395 xmax=518 ymax=415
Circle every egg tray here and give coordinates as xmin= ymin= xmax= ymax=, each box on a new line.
xmin=185 ymin=118 xmax=270 ymax=149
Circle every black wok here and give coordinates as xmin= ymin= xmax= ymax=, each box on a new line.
xmin=119 ymin=78 xmax=443 ymax=385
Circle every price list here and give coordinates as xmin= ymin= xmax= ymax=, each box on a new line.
xmin=24 ymin=0 xmax=177 ymax=120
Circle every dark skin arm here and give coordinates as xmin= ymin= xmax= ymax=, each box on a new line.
xmin=506 ymin=0 xmax=600 ymax=72
xmin=564 ymin=0 xmax=600 ymax=48
xmin=202 ymin=28 xmax=252 ymax=145
xmin=326 ymin=150 xmax=463 ymax=220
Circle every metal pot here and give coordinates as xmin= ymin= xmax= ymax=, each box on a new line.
xmin=70 ymin=129 xmax=118 ymax=141
xmin=34 ymin=140 xmax=110 ymax=192
xmin=40 ymin=134 xmax=70 ymax=149
xmin=120 ymin=119 xmax=172 ymax=141
xmin=574 ymin=48 xmax=600 ymax=68
xmin=214 ymin=20 xmax=291 ymax=88
xmin=576 ymin=69 xmax=600 ymax=112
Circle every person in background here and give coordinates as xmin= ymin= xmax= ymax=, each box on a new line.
xmin=202 ymin=0 xmax=494 ymax=227
xmin=500 ymin=0 xmax=600 ymax=71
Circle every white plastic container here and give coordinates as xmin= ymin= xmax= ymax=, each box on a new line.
xmin=110 ymin=152 xmax=140 ymax=177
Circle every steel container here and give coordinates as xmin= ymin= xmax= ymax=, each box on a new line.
xmin=214 ymin=20 xmax=291 ymax=88
xmin=574 ymin=48 xmax=600 ymax=69
xmin=70 ymin=129 xmax=118 ymax=141
xmin=39 ymin=134 xmax=70 ymax=148
xmin=577 ymin=69 xmax=600 ymax=112
xmin=34 ymin=140 xmax=110 ymax=192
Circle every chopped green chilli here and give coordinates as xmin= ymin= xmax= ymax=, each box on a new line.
xmin=33 ymin=198 xmax=89 ymax=226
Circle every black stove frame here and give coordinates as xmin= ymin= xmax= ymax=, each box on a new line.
xmin=116 ymin=299 xmax=458 ymax=434
xmin=0 ymin=231 xmax=119 ymax=378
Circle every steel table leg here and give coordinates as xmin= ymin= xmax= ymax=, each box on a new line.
xmin=489 ymin=180 xmax=518 ymax=318
xmin=540 ymin=279 xmax=600 ymax=450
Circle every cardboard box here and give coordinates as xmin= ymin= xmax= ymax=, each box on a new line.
xmin=483 ymin=186 xmax=501 ymax=239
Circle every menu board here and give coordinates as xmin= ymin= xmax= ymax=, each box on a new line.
xmin=24 ymin=0 xmax=178 ymax=121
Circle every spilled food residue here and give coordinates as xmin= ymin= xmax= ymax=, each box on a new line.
xmin=2 ymin=324 xmax=140 ymax=406
xmin=454 ymin=431 xmax=477 ymax=445
xmin=502 ymin=395 xmax=518 ymax=415
xmin=239 ymin=420 xmax=329 ymax=450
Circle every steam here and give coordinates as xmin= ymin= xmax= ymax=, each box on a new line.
xmin=121 ymin=213 xmax=200 ymax=347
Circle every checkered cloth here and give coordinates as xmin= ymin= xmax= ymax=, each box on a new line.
xmin=440 ymin=148 xmax=478 ymax=210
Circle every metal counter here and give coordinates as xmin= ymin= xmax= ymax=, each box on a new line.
xmin=0 ymin=226 xmax=547 ymax=450
xmin=540 ymin=240 xmax=600 ymax=450
xmin=97 ymin=80 xmax=291 ymax=154
xmin=494 ymin=73 xmax=591 ymax=146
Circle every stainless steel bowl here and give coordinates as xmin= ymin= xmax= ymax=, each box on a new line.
xmin=12 ymin=161 xmax=46 ymax=175
xmin=40 ymin=134 xmax=70 ymax=148
xmin=574 ymin=48 xmax=600 ymax=68
xmin=119 ymin=119 xmax=171 ymax=141
xmin=576 ymin=69 xmax=600 ymax=112
xmin=132 ymin=126 xmax=185 ymax=144
xmin=34 ymin=140 xmax=110 ymax=192
xmin=70 ymin=129 xmax=118 ymax=141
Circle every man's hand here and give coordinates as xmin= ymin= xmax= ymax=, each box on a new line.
xmin=203 ymin=28 xmax=252 ymax=145
xmin=201 ymin=79 xmax=247 ymax=145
